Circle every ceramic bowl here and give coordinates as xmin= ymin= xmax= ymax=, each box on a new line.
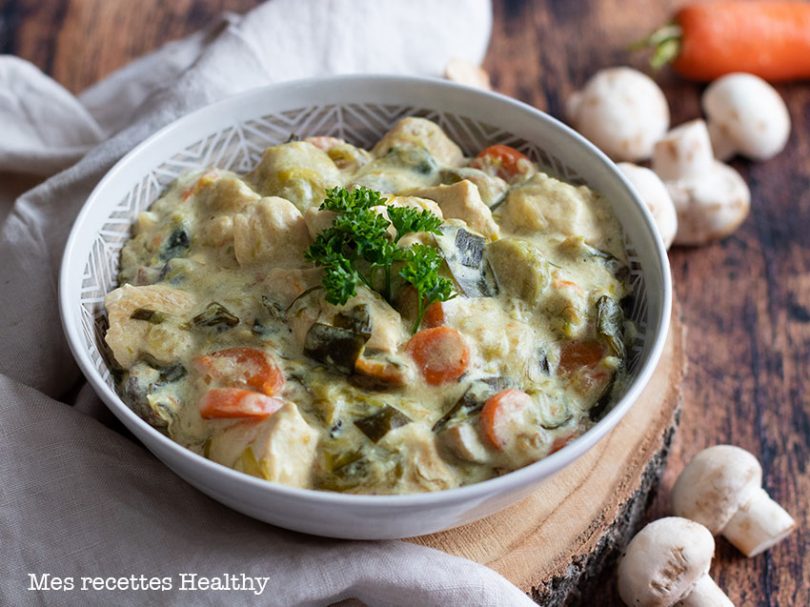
xmin=60 ymin=75 xmax=671 ymax=539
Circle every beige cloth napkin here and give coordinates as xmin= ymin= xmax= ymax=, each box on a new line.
xmin=0 ymin=1 xmax=537 ymax=605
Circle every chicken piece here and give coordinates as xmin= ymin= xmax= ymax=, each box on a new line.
xmin=105 ymin=284 xmax=197 ymax=369
xmin=325 ymin=287 xmax=406 ymax=354
xmin=370 ymin=195 xmax=443 ymax=244
xmin=195 ymin=172 xmax=261 ymax=213
xmin=207 ymin=421 xmax=262 ymax=467
xmin=264 ymin=267 xmax=323 ymax=308
xmin=386 ymin=195 xmax=443 ymax=218
xmin=439 ymin=423 xmax=492 ymax=464
xmin=241 ymin=402 xmax=319 ymax=487
xmin=303 ymin=207 xmax=336 ymax=240
xmin=440 ymin=167 xmax=509 ymax=207
xmin=306 ymin=136 xmax=372 ymax=172
xmin=199 ymin=215 xmax=233 ymax=248
xmin=409 ymin=180 xmax=499 ymax=240
xmin=248 ymin=141 xmax=342 ymax=212
xmin=233 ymin=197 xmax=312 ymax=266
xmin=263 ymin=267 xmax=325 ymax=347
xmin=373 ymin=117 xmax=464 ymax=168
xmin=499 ymin=173 xmax=615 ymax=247
xmin=380 ymin=424 xmax=458 ymax=492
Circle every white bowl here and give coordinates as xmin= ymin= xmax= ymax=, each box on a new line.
xmin=59 ymin=75 xmax=671 ymax=540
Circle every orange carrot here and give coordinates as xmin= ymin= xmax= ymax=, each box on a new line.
xmin=194 ymin=347 xmax=285 ymax=396
xmin=199 ymin=388 xmax=284 ymax=419
xmin=559 ymin=340 xmax=611 ymax=396
xmin=354 ymin=357 xmax=406 ymax=386
xmin=407 ymin=326 xmax=469 ymax=385
xmin=480 ymin=389 xmax=533 ymax=450
xmin=558 ymin=340 xmax=605 ymax=374
xmin=639 ymin=2 xmax=810 ymax=82
xmin=471 ymin=144 xmax=532 ymax=181
xmin=549 ymin=433 xmax=576 ymax=455
xmin=422 ymin=302 xmax=445 ymax=328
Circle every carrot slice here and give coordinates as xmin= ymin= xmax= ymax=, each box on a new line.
xmin=480 ymin=389 xmax=533 ymax=450
xmin=194 ymin=347 xmax=285 ymax=396
xmin=407 ymin=326 xmax=469 ymax=385
xmin=422 ymin=302 xmax=445 ymax=328
xmin=354 ymin=357 xmax=406 ymax=386
xmin=549 ymin=433 xmax=576 ymax=455
xmin=559 ymin=340 xmax=611 ymax=396
xmin=199 ymin=388 xmax=284 ymax=419
xmin=558 ymin=340 xmax=605 ymax=374
xmin=471 ymin=144 xmax=531 ymax=180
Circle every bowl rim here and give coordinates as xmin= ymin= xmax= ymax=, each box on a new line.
xmin=59 ymin=74 xmax=672 ymax=508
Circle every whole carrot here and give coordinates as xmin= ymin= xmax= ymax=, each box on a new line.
xmin=636 ymin=2 xmax=810 ymax=82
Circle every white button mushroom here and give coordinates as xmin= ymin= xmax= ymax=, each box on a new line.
xmin=566 ymin=67 xmax=670 ymax=162
xmin=444 ymin=58 xmax=491 ymax=90
xmin=618 ymin=163 xmax=677 ymax=249
xmin=617 ymin=517 xmax=733 ymax=607
xmin=672 ymin=445 xmax=796 ymax=558
xmin=703 ymin=73 xmax=791 ymax=161
xmin=652 ymin=120 xmax=750 ymax=246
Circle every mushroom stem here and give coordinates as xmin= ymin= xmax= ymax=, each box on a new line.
xmin=652 ymin=119 xmax=714 ymax=181
xmin=680 ymin=574 xmax=735 ymax=607
xmin=722 ymin=487 xmax=797 ymax=557
xmin=706 ymin=121 xmax=737 ymax=162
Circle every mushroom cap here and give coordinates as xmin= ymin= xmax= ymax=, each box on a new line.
xmin=702 ymin=73 xmax=791 ymax=161
xmin=566 ymin=67 xmax=670 ymax=162
xmin=652 ymin=120 xmax=715 ymax=182
xmin=444 ymin=58 xmax=491 ymax=90
xmin=668 ymin=160 xmax=750 ymax=246
xmin=618 ymin=163 xmax=677 ymax=249
xmin=672 ymin=445 xmax=763 ymax=534
xmin=617 ymin=517 xmax=715 ymax=607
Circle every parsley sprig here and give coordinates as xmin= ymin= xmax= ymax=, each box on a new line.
xmin=305 ymin=186 xmax=455 ymax=332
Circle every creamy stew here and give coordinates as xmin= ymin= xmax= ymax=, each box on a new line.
xmin=105 ymin=117 xmax=631 ymax=494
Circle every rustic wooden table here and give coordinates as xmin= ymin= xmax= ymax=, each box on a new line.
xmin=2 ymin=0 xmax=807 ymax=604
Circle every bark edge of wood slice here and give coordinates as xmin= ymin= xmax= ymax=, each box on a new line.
xmin=407 ymin=298 xmax=685 ymax=606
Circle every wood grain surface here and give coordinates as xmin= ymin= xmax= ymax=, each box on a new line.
xmin=2 ymin=0 xmax=807 ymax=605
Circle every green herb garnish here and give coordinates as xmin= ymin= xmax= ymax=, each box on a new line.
xmin=399 ymin=244 xmax=456 ymax=333
xmin=305 ymin=187 xmax=455 ymax=331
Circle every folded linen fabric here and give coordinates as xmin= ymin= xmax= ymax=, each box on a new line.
xmin=0 ymin=1 xmax=537 ymax=605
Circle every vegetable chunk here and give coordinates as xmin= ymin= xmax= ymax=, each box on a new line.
xmin=199 ymin=388 xmax=284 ymax=420
xmin=409 ymin=180 xmax=500 ymax=240
xmin=480 ymin=389 xmax=533 ymax=450
xmin=373 ymin=117 xmax=464 ymax=167
xmin=248 ymin=141 xmax=342 ymax=211
xmin=194 ymin=347 xmax=285 ymax=395
xmin=105 ymin=284 xmax=196 ymax=368
xmin=233 ymin=196 xmax=312 ymax=266
xmin=499 ymin=173 xmax=612 ymax=247
xmin=486 ymin=238 xmax=551 ymax=303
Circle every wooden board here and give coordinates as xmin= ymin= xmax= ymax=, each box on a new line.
xmin=408 ymin=299 xmax=685 ymax=605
